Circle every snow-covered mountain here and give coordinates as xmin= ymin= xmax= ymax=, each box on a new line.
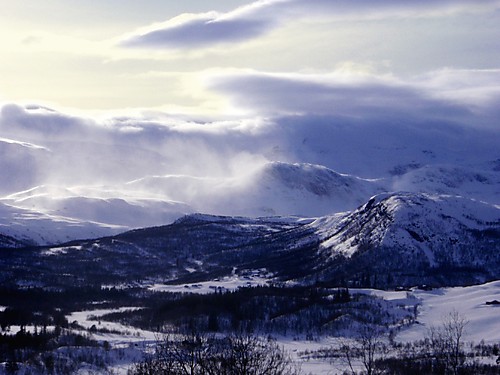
xmin=0 ymin=104 xmax=498 ymax=245
xmin=234 ymin=161 xmax=385 ymax=216
xmin=308 ymin=192 xmax=500 ymax=286
xmin=2 ymin=192 xmax=498 ymax=289
xmin=0 ymin=186 xmax=192 ymax=245
xmin=391 ymin=164 xmax=500 ymax=205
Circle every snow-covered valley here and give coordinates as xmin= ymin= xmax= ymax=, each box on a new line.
xmin=2 ymin=280 xmax=499 ymax=374
xmin=0 ymin=96 xmax=498 ymax=375
xmin=1 ymin=188 xmax=498 ymax=373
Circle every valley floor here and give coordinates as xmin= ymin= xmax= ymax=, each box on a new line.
xmin=12 ymin=279 xmax=494 ymax=375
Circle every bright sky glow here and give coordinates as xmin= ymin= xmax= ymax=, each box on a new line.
xmin=1 ymin=0 xmax=499 ymax=114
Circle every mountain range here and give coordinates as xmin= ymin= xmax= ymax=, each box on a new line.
xmin=1 ymin=105 xmax=499 ymax=245
xmin=0 ymin=105 xmax=499 ymax=288
xmin=2 ymin=192 xmax=498 ymax=289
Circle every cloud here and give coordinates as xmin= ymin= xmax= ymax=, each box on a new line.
xmin=0 ymin=103 xmax=274 ymax=190
xmin=207 ymin=69 xmax=500 ymax=128
xmin=1 ymin=75 xmax=499 ymax=230
xmin=120 ymin=0 xmax=500 ymax=49
xmin=1 ymin=69 xmax=498 ymax=194
xmin=282 ymin=0 xmax=500 ymax=18
xmin=121 ymin=11 xmax=273 ymax=48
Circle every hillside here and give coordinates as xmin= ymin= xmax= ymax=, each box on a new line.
xmin=2 ymin=192 xmax=498 ymax=290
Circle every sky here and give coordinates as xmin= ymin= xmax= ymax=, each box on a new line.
xmin=1 ymin=0 xmax=499 ymax=116
xmin=0 ymin=0 xmax=499 ymax=236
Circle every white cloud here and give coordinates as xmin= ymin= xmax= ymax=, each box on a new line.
xmin=120 ymin=0 xmax=500 ymax=49
xmin=1 ymin=65 xmax=497 ymax=191
xmin=121 ymin=11 xmax=273 ymax=48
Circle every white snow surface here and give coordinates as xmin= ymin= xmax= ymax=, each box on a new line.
xmin=149 ymin=269 xmax=273 ymax=294
xmin=397 ymin=280 xmax=500 ymax=344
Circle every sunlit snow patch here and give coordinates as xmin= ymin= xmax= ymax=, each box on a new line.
xmin=149 ymin=269 xmax=273 ymax=294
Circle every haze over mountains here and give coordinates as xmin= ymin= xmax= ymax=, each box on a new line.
xmin=0 ymin=1 xmax=499 ymax=246
xmin=0 ymin=99 xmax=498 ymax=245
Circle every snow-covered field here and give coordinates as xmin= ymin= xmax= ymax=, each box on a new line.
xmin=287 ymin=281 xmax=500 ymax=374
xmin=397 ymin=280 xmax=500 ymax=344
xmin=67 ymin=307 xmax=153 ymax=342
xmin=58 ymin=280 xmax=500 ymax=374
xmin=349 ymin=281 xmax=500 ymax=344
xmin=65 ymin=307 xmax=159 ymax=375
xmin=149 ymin=269 xmax=273 ymax=294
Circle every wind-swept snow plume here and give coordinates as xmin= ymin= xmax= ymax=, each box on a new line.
xmin=1 ymin=89 xmax=499 ymax=245
xmin=1 ymin=66 xmax=499 ymax=245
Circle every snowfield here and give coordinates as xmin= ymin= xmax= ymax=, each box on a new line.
xmin=54 ymin=280 xmax=500 ymax=374
xmin=397 ymin=280 xmax=500 ymax=344
xmin=67 ymin=307 xmax=156 ymax=343
xmin=149 ymin=269 xmax=273 ymax=294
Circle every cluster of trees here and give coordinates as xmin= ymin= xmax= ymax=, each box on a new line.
xmin=0 ymin=328 xmax=105 ymax=374
xmin=130 ymin=333 xmax=300 ymax=375
xmin=0 ymin=286 xmax=133 ymax=327
xmin=0 ymin=307 xmax=69 ymax=333
xmin=0 ymin=286 xmax=133 ymax=374
xmin=100 ymin=285 xmax=354 ymax=335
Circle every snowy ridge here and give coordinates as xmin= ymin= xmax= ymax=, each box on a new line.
xmin=251 ymin=161 xmax=385 ymax=215
xmin=0 ymin=202 xmax=125 ymax=246
xmin=2 ymin=192 xmax=497 ymax=289
xmin=306 ymin=192 xmax=500 ymax=286
xmin=124 ymin=161 xmax=385 ymax=217
xmin=314 ymin=192 xmax=500 ymax=255
xmin=392 ymin=164 xmax=500 ymax=205
xmin=0 ymin=188 xmax=192 ymax=245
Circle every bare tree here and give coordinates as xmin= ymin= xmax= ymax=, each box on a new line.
xmin=129 ymin=332 xmax=301 ymax=375
xmin=336 ymin=324 xmax=387 ymax=375
xmin=337 ymin=339 xmax=358 ymax=375
xmin=130 ymin=332 xmax=209 ymax=375
xmin=427 ymin=310 xmax=469 ymax=375
xmin=358 ymin=325 xmax=387 ymax=375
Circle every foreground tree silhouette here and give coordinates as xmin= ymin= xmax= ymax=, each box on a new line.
xmin=338 ymin=324 xmax=387 ymax=375
xmin=427 ymin=310 xmax=469 ymax=375
xmin=129 ymin=332 xmax=301 ymax=375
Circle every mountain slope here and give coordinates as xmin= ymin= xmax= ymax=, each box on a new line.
xmin=391 ymin=164 xmax=500 ymax=205
xmin=0 ymin=161 xmax=383 ymax=247
xmin=0 ymin=186 xmax=193 ymax=245
xmin=123 ymin=161 xmax=385 ymax=217
xmin=309 ymin=193 xmax=500 ymax=286
xmin=2 ymin=193 xmax=498 ymax=289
